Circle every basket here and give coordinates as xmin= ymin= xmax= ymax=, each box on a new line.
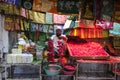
xmin=62 ymin=64 xmax=76 ymax=75
xmin=43 ymin=64 xmax=62 ymax=76
xmin=62 ymin=69 xmax=75 ymax=75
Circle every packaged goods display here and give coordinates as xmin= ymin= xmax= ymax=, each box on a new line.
xmin=6 ymin=54 xmax=33 ymax=63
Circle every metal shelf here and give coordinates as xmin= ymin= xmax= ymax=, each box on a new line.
xmin=42 ymin=75 xmax=75 ymax=80
xmin=6 ymin=78 xmax=40 ymax=80
xmin=76 ymin=59 xmax=116 ymax=80
xmin=4 ymin=63 xmax=42 ymax=80
xmin=77 ymin=72 xmax=115 ymax=80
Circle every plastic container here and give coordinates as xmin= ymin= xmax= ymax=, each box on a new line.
xmin=43 ymin=64 xmax=62 ymax=76
xmin=62 ymin=64 xmax=76 ymax=75
xmin=62 ymin=69 xmax=75 ymax=75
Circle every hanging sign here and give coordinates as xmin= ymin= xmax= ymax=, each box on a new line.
xmin=33 ymin=12 xmax=45 ymax=24
xmin=94 ymin=0 xmax=102 ymax=20
xmin=113 ymin=0 xmax=120 ymax=22
xmin=81 ymin=0 xmax=95 ymax=20
xmin=32 ymin=0 xmax=57 ymax=13
xmin=20 ymin=8 xmax=26 ymax=18
xmin=53 ymin=14 xmax=67 ymax=24
xmin=57 ymin=0 xmax=80 ymax=14
xmin=109 ymin=22 xmax=120 ymax=36
xmin=0 ymin=0 xmax=7 ymax=2
xmin=100 ymin=0 xmax=114 ymax=21
xmin=46 ymin=12 xmax=53 ymax=24
xmin=95 ymin=20 xmax=113 ymax=29
xmin=22 ymin=0 xmax=33 ymax=10
xmin=79 ymin=19 xmax=95 ymax=28
xmin=7 ymin=0 xmax=18 ymax=5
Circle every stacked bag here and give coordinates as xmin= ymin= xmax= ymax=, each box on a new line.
xmin=6 ymin=48 xmax=33 ymax=64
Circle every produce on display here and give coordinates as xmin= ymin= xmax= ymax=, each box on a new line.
xmin=67 ymin=41 xmax=109 ymax=59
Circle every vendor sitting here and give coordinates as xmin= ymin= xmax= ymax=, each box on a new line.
xmin=50 ymin=27 xmax=68 ymax=58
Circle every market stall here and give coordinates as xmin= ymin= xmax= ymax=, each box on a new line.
xmin=0 ymin=0 xmax=120 ymax=80
xmin=66 ymin=36 xmax=120 ymax=80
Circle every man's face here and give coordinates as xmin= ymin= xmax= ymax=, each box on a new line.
xmin=56 ymin=29 xmax=62 ymax=37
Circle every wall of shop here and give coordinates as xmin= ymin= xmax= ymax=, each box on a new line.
xmin=0 ymin=14 xmax=9 ymax=53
